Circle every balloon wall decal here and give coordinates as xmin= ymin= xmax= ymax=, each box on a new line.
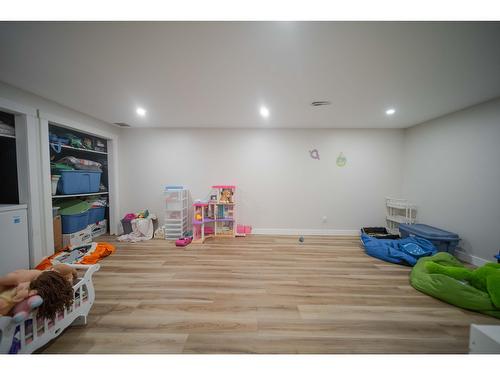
xmin=309 ymin=149 xmax=320 ymax=160
xmin=336 ymin=152 xmax=347 ymax=167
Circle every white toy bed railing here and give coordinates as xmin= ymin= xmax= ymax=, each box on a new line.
xmin=0 ymin=263 xmax=100 ymax=354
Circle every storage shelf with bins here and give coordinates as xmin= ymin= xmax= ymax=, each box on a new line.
xmin=385 ymin=197 xmax=417 ymax=235
xmin=49 ymin=124 xmax=111 ymax=250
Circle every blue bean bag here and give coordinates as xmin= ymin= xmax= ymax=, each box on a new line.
xmin=361 ymin=233 xmax=437 ymax=266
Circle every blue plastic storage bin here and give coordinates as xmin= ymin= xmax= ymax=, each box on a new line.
xmin=399 ymin=223 xmax=460 ymax=252
xmin=58 ymin=170 xmax=102 ymax=195
xmin=61 ymin=211 xmax=89 ymax=234
xmin=88 ymin=207 xmax=105 ymax=224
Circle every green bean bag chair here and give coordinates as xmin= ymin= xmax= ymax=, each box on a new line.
xmin=410 ymin=252 xmax=500 ymax=319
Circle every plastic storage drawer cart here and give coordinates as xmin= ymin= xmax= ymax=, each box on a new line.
xmin=58 ymin=170 xmax=102 ymax=195
xmin=88 ymin=207 xmax=105 ymax=224
xmin=399 ymin=223 xmax=460 ymax=252
xmin=164 ymin=187 xmax=189 ymax=240
xmin=61 ymin=211 xmax=89 ymax=234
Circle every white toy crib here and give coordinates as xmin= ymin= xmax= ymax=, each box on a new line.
xmin=0 ymin=264 xmax=100 ymax=354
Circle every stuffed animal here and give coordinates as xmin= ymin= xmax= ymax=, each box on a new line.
xmin=0 ymin=265 xmax=76 ymax=320
xmin=219 ymin=189 xmax=233 ymax=204
xmin=426 ymin=261 xmax=500 ymax=308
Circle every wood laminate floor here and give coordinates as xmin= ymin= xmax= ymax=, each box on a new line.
xmin=41 ymin=235 xmax=498 ymax=354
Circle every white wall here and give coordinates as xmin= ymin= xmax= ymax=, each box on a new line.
xmin=402 ymin=98 xmax=500 ymax=264
xmin=119 ymin=128 xmax=404 ymax=234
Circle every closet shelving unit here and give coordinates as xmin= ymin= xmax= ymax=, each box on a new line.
xmin=385 ymin=197 xmax=417 ymax=235
xmin=49 ymin=124 xmax=111 ymax=244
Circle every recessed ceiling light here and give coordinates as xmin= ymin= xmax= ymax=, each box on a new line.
xmin=385 ymin=108 xmax=396 ymax=116
xmin=259 ymin=106 xmax=270 ymax=118
xmin=136 ymin=107 xmax=147 ymax=117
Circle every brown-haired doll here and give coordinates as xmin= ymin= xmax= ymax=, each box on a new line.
xmin=29 ymin=271 xmax=74 ymax=320
xmin=0 ymin=264 xmax=75 ymax=320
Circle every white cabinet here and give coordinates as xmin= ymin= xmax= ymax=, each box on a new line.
xmin=0 ymin=204 xmax=29 ymax=274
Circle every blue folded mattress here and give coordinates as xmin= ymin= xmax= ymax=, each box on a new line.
xmin=361 ymin=233 xmax=437 ymax=266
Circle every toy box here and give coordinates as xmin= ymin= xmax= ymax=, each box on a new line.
xmin=89 ymin=219 xmax=107 ymax=239
xmin=62 ymin=226 xmax=92 ymax=248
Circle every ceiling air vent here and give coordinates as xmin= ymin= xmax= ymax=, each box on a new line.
xmin=311 ymin=101 xmax=331 ymax=107
xmin=114 ymin=122 xmax=131 ymax=128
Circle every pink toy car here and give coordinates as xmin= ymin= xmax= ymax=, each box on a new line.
xmin=175 ymin=237 xmax=192 ymax=247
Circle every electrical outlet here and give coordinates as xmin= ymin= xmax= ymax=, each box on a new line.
xmin=322 ymin=216 xmax=327 ymax=223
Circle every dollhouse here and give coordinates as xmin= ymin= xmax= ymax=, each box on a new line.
xmin=192 ymin=185 xmax=236 ymax=243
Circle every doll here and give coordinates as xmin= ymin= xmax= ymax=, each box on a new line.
xmin=0 ymin=263 xmax=77 ymax=292
xmin=0 ymin=264 xmax=76 ymax=320
xmin=219 ymin=189 xmax=233 ymax=204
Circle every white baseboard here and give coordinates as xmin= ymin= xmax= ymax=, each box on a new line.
xmin=454 ymin=248 xmax=489 ymax=267
xmin=252 ymin=228 xmax=360 ymax=236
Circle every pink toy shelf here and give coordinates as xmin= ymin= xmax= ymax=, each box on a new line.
xmin=192 ymin=185 xmax=237 ymax=243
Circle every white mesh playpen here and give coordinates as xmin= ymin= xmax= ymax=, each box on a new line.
xmin=0 ymin=264 xmax=100 ymax=354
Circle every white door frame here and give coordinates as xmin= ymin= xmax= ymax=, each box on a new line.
xmin=0 ymin=97 xmax=44 ymax=267
xmin=38 ymin=111 xmax=120 ymax=257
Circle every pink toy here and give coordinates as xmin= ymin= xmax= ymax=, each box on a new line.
xmin=236 ymin=225 xmax=252 ymax=236
xmin=11 ymin=295 xmax=43 ymax=323
xmin=123 ymin=213 xmax=137 ymax=221
xmin=175 ymin=237 xmax=192 ymax=247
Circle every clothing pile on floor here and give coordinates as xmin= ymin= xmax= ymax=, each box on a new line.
xmin=118 ymin=209 xmax=158 ymax=242
xmin=36 ymin=242 xmax=115 ymax=270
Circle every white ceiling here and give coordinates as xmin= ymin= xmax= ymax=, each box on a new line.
xmin=1 ymin=22 xmax=500 ymax=128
